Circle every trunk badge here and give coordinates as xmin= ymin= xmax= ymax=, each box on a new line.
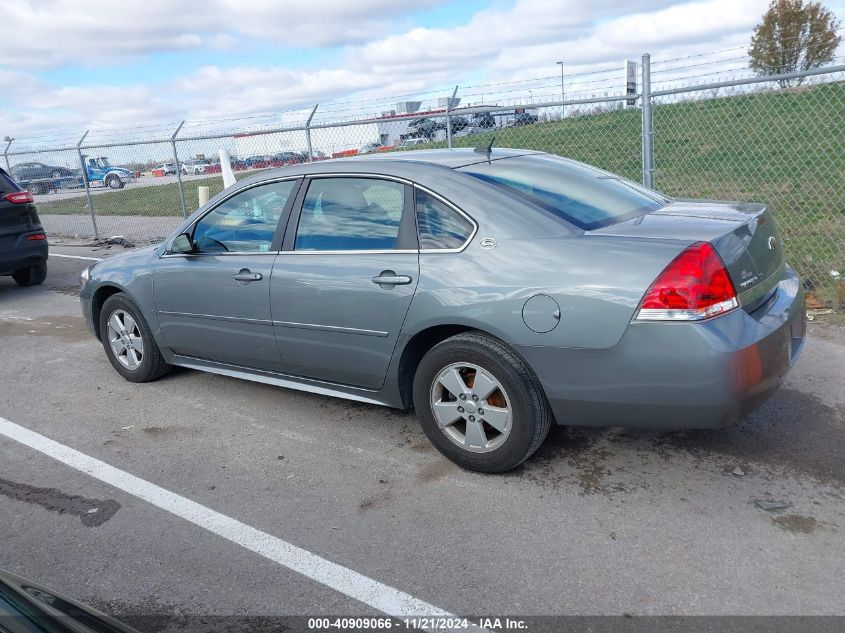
xmin=768 ymin=236 xmax=777 ymax=250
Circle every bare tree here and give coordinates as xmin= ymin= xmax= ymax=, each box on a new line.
xmin=749 ymin=0 xmax=841 ymax=87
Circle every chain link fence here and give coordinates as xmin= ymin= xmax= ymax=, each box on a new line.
xmin=4 ymin=56 xmax=843 ymax=304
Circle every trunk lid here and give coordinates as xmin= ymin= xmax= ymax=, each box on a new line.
xmin=590 ymin=200 xmax=785 ymax=309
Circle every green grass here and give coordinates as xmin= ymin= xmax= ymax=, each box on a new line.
xmin=37 ymin=172 xmax=253 ymax=217
xmin=38 ymin=83 xmax=845 ymax=296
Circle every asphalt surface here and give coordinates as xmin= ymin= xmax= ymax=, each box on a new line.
xmin=1 ymin=245 xmax=843 ymax=631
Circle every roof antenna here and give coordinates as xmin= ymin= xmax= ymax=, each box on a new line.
xmin=474 ymin=136 xmax=494 ymax=159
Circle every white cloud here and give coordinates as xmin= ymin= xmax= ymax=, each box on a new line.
xmin=1 ymin=0 xmax=842 ymax=141
xmin=0 ymin=0 xmax=447 ymax=68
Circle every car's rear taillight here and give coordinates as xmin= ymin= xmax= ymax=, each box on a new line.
xmin=636 ymin=242 xmax=738 ymax=321
xmin=26 ymin=233 xmax=46 ymax=241
xmin=2 ymin=191 xmax=34 ymax=204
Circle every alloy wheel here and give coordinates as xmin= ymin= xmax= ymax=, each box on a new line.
xmin=429 ymin=362 xmax=512 ymax=453
xmin=106 ymin=309 xmax=144 ymax=370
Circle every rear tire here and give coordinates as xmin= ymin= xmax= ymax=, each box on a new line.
xmin=99 ymin=293 xmax=170 ymax=383
xmin=12 ymin=262 xmax=47 ymax=286
xmin=413 ymin=332 xmax=553 ymax=473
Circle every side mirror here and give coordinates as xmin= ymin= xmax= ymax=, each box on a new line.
xmin=170 ymin=233 xmax=194 ymax=254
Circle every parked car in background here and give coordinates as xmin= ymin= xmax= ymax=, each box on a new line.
xmin=399 ymin=137 xmax=429 ymax=148
xmin=0 ymin=167 xmax=48 ymax=287
xmin=408 ymin=117 xmax=445 ymax=139
xmin=9 ymin=162 xmax=83 ymax=194
xmin=512 ymin=112 xmax=538 ymax=127
xmin=272 ymin=151 xmax=306 ymax=165
xmin=10 ymin=162 xmax=78 ymax=182
xmin=359 ymin=142 xmax=384 ymax=154
xmin=449 ymin=116 xmax=470 ymax=133
xmin=473 ymin=112 xmax=496 ymax=128
xmin=156 ymin=163 xmax=178 ymax=176
xmin=79 ymin=149 xmax=804 ymax=473
xmin=244 ymin=155 xmax=274 ymax=168
xmin=182 ymin=160 xmax=211 ymax=175
xmin=454 ymin=125 xmax=485 ymax=138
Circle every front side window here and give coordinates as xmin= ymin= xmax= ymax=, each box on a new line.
xmin=295 ymin=177 xmax=404 ymax=251
xmin=460 ymin=154 xmax=666 ymax=230
xmin=193 ymin=180 xmax=296 ymax=253
xmin=415 ymin=189 xmax=473 ymax=250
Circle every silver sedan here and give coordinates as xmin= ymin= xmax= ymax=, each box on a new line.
xmin=79 ymin=149 xmax=805 ymax=472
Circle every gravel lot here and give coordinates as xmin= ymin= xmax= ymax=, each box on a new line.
xmin=1 ymin=245 xmax=843 ymax=632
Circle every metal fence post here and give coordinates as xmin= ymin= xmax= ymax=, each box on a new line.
xmin=446 ymin=85 xmax=458 ymax=149
xmin=305 ymin=104 xmax=318 ymax=162
xmin=641 ymin=53 xmax=654 ymax=189
xmin=2 ymin=137 xmax=12 ymax=173
xmin=76 ymin=130 xmax=99 ymax=240
xmin=171 ymin=121 xmax=188 ymax=217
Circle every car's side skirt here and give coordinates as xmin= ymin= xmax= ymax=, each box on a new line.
xmin=172 ymin=354 xmax=393 ymax=408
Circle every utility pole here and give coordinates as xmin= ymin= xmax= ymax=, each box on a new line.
xmin=556 ymin=61 xmax=565 ymax=118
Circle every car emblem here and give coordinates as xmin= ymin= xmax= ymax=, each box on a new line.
xmin=480 ymin=238 xmax=497 ymax=249
xmin=768 ymin=236 xmax=776 ymax=250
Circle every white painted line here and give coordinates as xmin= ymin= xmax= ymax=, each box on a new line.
xmin=0 ymin=416 xmax=481 ymax=630
xmin=50 ymin=253 xmax=104 ymax=262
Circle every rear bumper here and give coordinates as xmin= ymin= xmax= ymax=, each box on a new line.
xmin=0 ymin=238 xmax=48 ymax=275
xmin=519 ymin=265 xmax=806 ymax=429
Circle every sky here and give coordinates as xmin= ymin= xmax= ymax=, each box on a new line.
xmin=1 ymin=0 xmax=843 ymax=146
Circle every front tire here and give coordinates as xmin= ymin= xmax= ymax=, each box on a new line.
xmin=413 ymin=332 xmax=553 ymax=473
xmin=99 ymin=293 xmax=170 ymax=382
xmin=12 ymin=262 xmax=47 ymax=286
xmin=107 ymin=175 xmax=123 ymax=189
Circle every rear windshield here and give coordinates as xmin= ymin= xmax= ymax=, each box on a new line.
xmin=0 ymin=169 xmax=21 ymax=195
xmin=460 ymin=154 xmax=666 ymax=230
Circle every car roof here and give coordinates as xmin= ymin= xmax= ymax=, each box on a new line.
xmin=326 ymin=147 xmax=543 ymax=169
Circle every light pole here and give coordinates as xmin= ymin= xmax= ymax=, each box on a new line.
xmin=556 ymin=61 xmax=565 ymax=118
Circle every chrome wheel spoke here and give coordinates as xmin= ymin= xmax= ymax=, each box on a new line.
xmin=126 ymin=347 xmax=141 ymax=368
xmin=128 ymin=334 xmax=144 ymax=354
xmin=472 ymin=371 xmax=499 ymax=401
xmin=481 ymin=405 xmax=509 ymax=433
xmin=438 ymin=367 xmax=469 ymax=398
xmin=123 ymin=314 xmax=138 ymax=335
xmin=464 ymin=419 xmax=487 ymax=448
xmin=109 ymin=336 xmax=125 ymax=356
xmin=108 ymin=313 xmax=123 ymax=335
xmin=432 ymin=400 xmax=462 ymax=428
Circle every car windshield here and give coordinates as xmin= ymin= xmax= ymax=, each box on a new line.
xmin=460 ymin=154 xmax=667 ymax=230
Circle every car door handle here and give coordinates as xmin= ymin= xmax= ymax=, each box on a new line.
xmin=233 ymin=269 xmax=263 ymax=283
xmin=372 ymin=271 xmax=412 ymax=287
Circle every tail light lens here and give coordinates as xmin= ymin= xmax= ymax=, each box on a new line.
xmin=26 ymin=233 xmax=46 ymax=241
xmin=636 ymin=242 xmax=738 ymax=321
xmin=3 ymin=191 xmax=34 ymax=204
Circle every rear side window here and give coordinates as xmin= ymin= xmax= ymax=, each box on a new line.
xmin=295 ymin=177 xmax=404 ymax=251
xmin=460 ymin=154 xmax=665 ymax=230
xmin=415 ymin=189 xmax=473 ymax=250
xmin=0 ymin=170 xmax=21 ymax=195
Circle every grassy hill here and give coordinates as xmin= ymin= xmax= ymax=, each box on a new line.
xmin=39 ymin=82 xmax=844 ymax=292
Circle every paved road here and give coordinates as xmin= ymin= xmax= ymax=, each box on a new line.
xmin=1 ymin=247 xmax=843 ymax=631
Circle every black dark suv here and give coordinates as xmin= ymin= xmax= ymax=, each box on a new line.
xmin=0 ymin=167 xmax=48 ymax=286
